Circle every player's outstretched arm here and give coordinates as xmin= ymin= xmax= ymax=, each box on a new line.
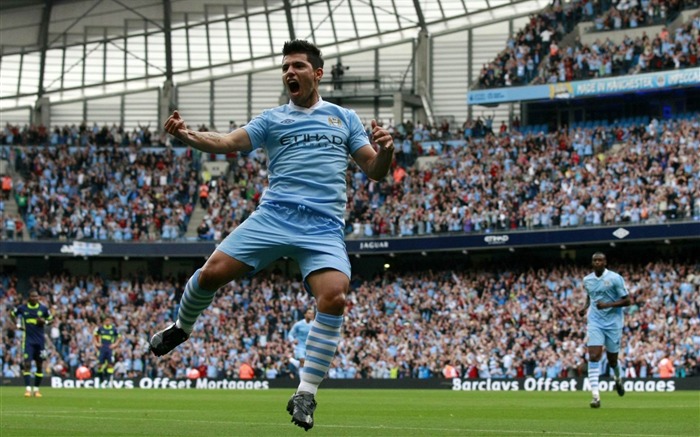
xmin=596 ymin=294 xmax=632 ymax=310
xmin=164 ymin=110 xmax=253 ymax=154
xmin=352 ymin=119 xmax=394 ymax=181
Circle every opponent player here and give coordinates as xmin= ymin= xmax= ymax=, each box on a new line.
xmin=578 ymin=252 xmax=631 ymax=408
xmin=149 ymin=39 xmax=394 ymax=430
xmin=10 ymin=290 xmax=53 ymax=397
xmin=93 ymin=315 xmax=121 ymax=385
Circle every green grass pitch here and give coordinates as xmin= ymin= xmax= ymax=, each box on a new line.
xmin=1 ymin=388 xmax=698 ymax=436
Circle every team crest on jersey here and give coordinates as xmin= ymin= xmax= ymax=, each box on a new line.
xmin=604 ymin=281 xmax=611 ymax=287
xmin=328 ymin=116 xmax=343 ymax=127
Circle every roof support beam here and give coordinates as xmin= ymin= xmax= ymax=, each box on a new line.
xmin=283 ymin=0 xmax=296 ymax=40
xmin=112 ymin=0 xmax=164 ymax=31
xmin=163 ymin=0 xmax=173 ymax=81
xmin=411 ymin=0 xmax=426 ymax=31
xmin=347 ymin=0 xmax=360 ymax=40
xmin=37 ymin=0 xmax=53 ymax=97
xmin=47 ymin=0 xmax=104 ymax=48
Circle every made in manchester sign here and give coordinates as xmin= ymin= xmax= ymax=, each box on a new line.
xmin=467 ymin=68 xmax=700 ymax=105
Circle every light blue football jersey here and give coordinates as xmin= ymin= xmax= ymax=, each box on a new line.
xmin=243 ymin=98 xmax=370 ymax=223
xmin=288 ymin=319 xmax=313 ymax=345
xmin=583 ymin=269 xmax=629 ymax=330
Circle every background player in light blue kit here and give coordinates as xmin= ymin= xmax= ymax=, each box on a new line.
xmin=288 ymin=308 xmax=315 ymax=369
xmin=149 ymin=39 xmax=394 ymax=431
xmin=578 ymin=252 xmax=631 ymax=408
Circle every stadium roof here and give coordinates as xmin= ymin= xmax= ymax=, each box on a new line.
xmin=0 ymin=0 xmax=547 ymax=109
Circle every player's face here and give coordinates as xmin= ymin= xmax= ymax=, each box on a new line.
xmin=591 ymin=254 xmax=606 ymax=273
xmin=28 ymin=292 xmax=39 ymax=305
xmin=305 ymin=309 xmax=314 ymax=321
xmin=282 ymin=53 xmax=322 ymax=108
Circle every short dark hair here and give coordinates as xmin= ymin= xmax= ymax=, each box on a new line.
xmin=282 ymin=39 xmax=324 ymax=70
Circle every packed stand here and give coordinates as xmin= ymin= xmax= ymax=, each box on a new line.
xmin=1 ymin=258 xmax=698 ymax=381
xmin=3 ymin=113 xmax=699 ymax=242
xmin=171 ymin=114 xmax=700 ymax=241
xmin=536 ymin=11 xmax=700 ymax=84
xmin=344 ymin=114 xmax=700 ymax=238
xmin=477 ymin=0 xmax=700 ymax=88
xmin=8 ymin=144 xmax=198 ymax=241
xmin=477 ymin=0 xmax=601 ymax=88
xmin=1 ymin=121 xmax=165 ymax=148
xmin=2 ymin=121 xmax=260 ymax=242
xmin=590 ymin=0 xmax=698 ymax=33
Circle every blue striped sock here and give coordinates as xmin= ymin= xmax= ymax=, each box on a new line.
xmin=588 ymin=360 xmax=600 ymax=398
xmin=177 ymin=269 xmax=216 ymax=333
xmin=297 ymin=312 xmax=343 ymax=395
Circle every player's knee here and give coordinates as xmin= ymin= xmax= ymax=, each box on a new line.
xmin=317 ymin=288 xmax=347 ymax=315
xmin=198 ymin=255 xmax=249 ymax=290
xmin=198 ymin=262 xmax=233 ymax=291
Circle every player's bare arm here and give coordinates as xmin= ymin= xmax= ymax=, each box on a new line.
xmin=164 ymin=110 xmax=253 ymax=154
xmin=352 ymin=119 xmax=394 ymax=181
xmin=596 ymin=295 xmax=632 ymax=310
xmin=578 ymin=295 xmax=590 ymax=317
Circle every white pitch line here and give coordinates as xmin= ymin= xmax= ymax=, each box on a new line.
xmin=3 ymin=412 xmax=695 ymax=437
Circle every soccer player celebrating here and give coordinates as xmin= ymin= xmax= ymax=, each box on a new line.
xmin=10 ymin=290 xmax=53 ymax=397
xmin=149 ymin=39 xmax=394 ymax=431
xmin=288 ymin=308 xmax=315 ymax=369
xmin=93 ymin=315 xmax=121 ymax=385
xmin=578 ymin=252 xmax=631 ymax=408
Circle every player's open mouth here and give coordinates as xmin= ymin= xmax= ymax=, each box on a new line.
xmin=288 ymin=81 xmax=300 ymax=93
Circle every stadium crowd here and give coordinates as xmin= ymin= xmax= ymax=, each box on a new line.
xmin=477 ymin=0 xmax=699 ymax=88
xmin=535 ymin=12 xmax=700 ymax=84
xmin=1 ymin=258 xmax=698 ymax=381
xmin=591 ymin=0 xmax=697 ymax=32
xmin=1 ymin=143 xmax=199 ymax=241
xmin=1 ymin=112 xmax=699 ymax=241
xmin=477 ymin=0 xmax=590 ymax=88
xmin=345 ymin=115 xmax=700 ymax=237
